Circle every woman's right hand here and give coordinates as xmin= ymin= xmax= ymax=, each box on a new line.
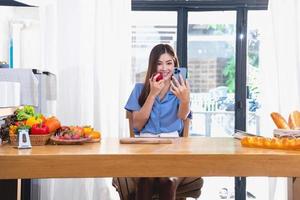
xmin=149 ymin=74 xmax=164 ymax=97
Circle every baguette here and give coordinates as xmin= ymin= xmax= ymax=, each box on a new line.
xmin=288 ymin=110 xmax=300 ymax=129
xmin=270 ymin=112 xmax=290 ymax=129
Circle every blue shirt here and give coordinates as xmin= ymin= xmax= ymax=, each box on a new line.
xmin=125 ymin=83 xmax=184 ymax=135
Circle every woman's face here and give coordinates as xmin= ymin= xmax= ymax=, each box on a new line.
xmin=156 ymin=53 xmax=175 ymax=80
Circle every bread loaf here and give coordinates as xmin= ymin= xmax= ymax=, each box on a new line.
xmin=288 ymin=110 xmax=300 ymax=129
xmin=270 ymin=112 xmax=290 ymax=129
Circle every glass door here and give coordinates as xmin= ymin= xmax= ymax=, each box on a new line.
xmin=188 ymin=11 xmax=236 ymax=138
xmin=187 ymin=11 xmax=237 ymax=200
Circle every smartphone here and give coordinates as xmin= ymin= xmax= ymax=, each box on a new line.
xmin=173 ymin=67 xmax=188 ymax=82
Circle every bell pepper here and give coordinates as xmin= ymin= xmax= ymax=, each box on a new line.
xmin=26 ymin=116 xmax=43 ymax=127
xmin=31 ymin=124 xmax=49 ymax=135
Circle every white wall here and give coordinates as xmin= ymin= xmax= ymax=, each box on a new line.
xmin=0 ymin=7 xmax=14 ymax=63
xmin=0 ymin=6 xmax=41 ymax=68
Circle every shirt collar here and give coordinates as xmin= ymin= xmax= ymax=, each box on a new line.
xmin=156 ymin=89 xmax=174 ymax=103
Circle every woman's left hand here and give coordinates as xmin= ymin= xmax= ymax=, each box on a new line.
xmin=170 ymin=74 xmax=190 ymax=103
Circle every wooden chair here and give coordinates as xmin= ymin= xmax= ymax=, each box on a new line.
xmin=112 ymin=111 xmax=203 ymax=200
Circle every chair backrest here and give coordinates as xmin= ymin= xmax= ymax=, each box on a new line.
xmin=126 ymin=110 xmax=190 ymax=138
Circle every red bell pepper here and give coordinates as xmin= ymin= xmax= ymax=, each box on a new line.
xmin=31 ymin=124 xmax=50 ymax=135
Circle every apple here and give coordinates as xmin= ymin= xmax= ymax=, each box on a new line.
xmin=72 ymin=134 xmax=80 ymax=139
xmin=154 ymin=72 xmax=163 ymax=81
xmin=63 ymin=134 xmax=71 ymax=140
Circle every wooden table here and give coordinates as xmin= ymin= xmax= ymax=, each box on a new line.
xmin=1 ymin=137 xmax=300 ymax=179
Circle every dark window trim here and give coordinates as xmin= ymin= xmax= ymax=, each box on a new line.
xmin=177 ymin=8 xmax=187 ymax=67
xmin=235 ymin=8 xmax=247 ymax=135
xmin=132 ymin=0 xmax=268 ymax=10
xmin=234 ymin=8 xmax=248 ymax=200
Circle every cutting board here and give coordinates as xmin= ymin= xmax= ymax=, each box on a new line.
xmin=119 ymin=137 xmax=176 ymax=144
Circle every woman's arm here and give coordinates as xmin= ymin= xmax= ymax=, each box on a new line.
xmin=170 ymin=75 xmax=190 ymax=120
xmin=177 ymin=99 xmax=190 ymax=120
xmin=133 ymin=77 xmax=164 ymax=131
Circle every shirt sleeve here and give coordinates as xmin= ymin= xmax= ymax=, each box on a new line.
xmin=124 ymin=83 xmax=143 ymax=112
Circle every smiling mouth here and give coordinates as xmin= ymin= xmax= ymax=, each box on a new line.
xmin=160 ymin=72 xmax=171 ymax=77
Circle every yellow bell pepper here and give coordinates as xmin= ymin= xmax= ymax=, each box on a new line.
xmin=26 ymin=116 xmax=42 ymax=127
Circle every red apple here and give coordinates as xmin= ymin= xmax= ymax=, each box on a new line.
xmin=154 ymin=72 xmax=163 ymax=81
xmin=72 ymin=134 xmax=80 ymax=139
xmin=63 ymin=134 xmax=71 ymax=140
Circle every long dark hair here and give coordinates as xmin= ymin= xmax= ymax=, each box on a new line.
xmin=138 ymin=44 xmax=179 ymax=106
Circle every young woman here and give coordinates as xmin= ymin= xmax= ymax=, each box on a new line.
xmin=125 ymin=44 xmax=190 ymax=200
xmin=126 ymin=44 xmax=190 ymax=137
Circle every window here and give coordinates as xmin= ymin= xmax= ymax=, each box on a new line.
xmin=131 ymin=11 xmax=177 ymax=83
xmin=188 ymin=11 xmax=236 ymax=137
xmin=246 ymin=10 xmax=266 ymax=135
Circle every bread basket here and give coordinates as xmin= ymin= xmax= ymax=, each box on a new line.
xmin=273 ymin=129 xmax=300 ymax=138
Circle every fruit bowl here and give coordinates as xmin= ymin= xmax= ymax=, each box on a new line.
xmin=50 ymin=135 xmax=91 ymax=145
xmin=86 ymin=138 xmax=101 ymax=143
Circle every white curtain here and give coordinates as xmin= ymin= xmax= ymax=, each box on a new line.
xmin=259 ymin=0 xmax=300 ymax=200
xmin=33 ymin=0 xmax=132 ymax=199
xmin=39 ymin=0 xmax=132 ymax=135
xmin=260 ymin=0 xmax=300 ymax=135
